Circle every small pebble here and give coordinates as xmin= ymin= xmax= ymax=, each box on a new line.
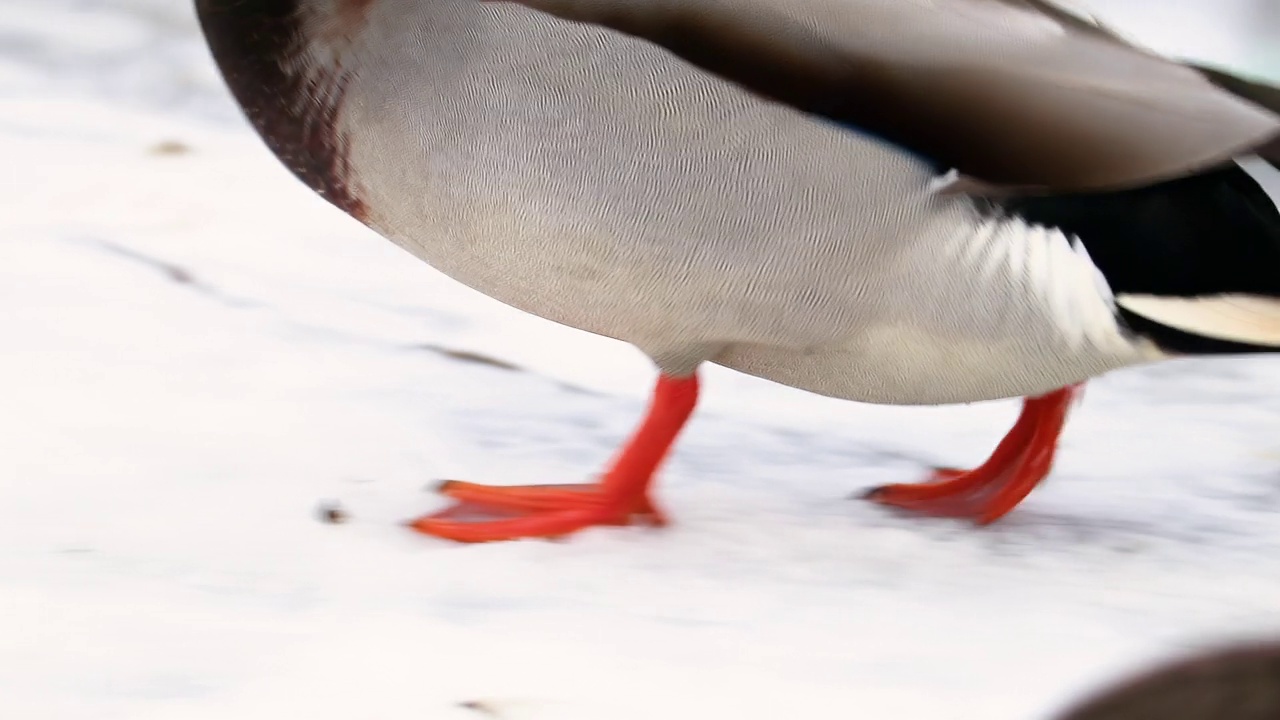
xmin=458 ymin=700 xmax=499 ymax=717
xmin=149 ymin=139 xmax=191 ymax=156
xmin=317 ymin=502 xmax=349 ymax=524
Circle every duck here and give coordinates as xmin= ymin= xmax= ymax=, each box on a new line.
xmin=1054 ymin=639 xmax=1280 ymax=720
xmin=194 ymin=0 xmax=1280 ymax=543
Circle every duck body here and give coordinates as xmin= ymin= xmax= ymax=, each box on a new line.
xmin=197 ymin=0 xmax=1280 ymax=540
xmin=203 ymin=0 xmax=1163 ymax=403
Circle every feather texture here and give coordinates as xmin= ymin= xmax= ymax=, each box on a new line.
xmin=501 ymin=0 xmax=1280 ymax=192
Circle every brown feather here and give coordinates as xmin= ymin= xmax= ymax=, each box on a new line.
xmin=195 ymin=0 xmax=368 ymax=220
xmin=1195 ymin=64 xmax=1280 ymax=164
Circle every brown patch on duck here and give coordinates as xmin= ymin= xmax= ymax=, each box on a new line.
xmin=195 ymin=0 xmax=368 ymax=221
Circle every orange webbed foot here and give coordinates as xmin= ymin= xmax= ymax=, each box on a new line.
xmin=408 ymin=480 xmax=667 ymax=542
xmin=408 ymin=374 xmax=698 ymax=543
xmin=865 ymin=384 xmax=1081 ymax=525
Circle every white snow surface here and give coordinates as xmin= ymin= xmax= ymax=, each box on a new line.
xmin=3 ymin=1 xmax=1280 ymax=718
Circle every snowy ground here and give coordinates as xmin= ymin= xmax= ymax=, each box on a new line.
xmin=4 ymin=1 xmax=1280 ymax=718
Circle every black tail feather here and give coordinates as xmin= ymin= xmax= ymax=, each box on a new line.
xmin=996 ymin=67 xmax=1280 ymax=355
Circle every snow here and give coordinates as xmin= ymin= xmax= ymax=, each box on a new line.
xmin=2 ymin=1 xmax=1280 ymax=718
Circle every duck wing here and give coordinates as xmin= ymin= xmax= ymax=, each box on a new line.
xmin=501 ymin=0 xmax=1280 ymax=193
xmin=1194 ymin=63 xmax=1280 ymax=163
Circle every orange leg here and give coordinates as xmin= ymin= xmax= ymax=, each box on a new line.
xmin=864 ymin=384 xmax=1081 ymax=524
xmin=409 ymin=373 xmax=699 ymax=542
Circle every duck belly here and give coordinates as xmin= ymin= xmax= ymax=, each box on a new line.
xmin=713 ymin=327 xmax=1140 ymax=406
xmin=713 ymin=215 xmax=1167 ymax=406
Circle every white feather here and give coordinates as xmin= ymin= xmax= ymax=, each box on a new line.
xmin=1236 ymin=155 xmax=1280 ymax=212
xmin=1114 ymin=157 xmax=1280 ymax=347
xmin=1116 ymin=294 xmax=1280 ymax=347
xmin=953 ymin=214 xmax=1131 ymax=353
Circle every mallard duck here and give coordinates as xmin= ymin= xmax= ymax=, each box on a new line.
xmin=195 ymin=0 xmax=1280 ymax=542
